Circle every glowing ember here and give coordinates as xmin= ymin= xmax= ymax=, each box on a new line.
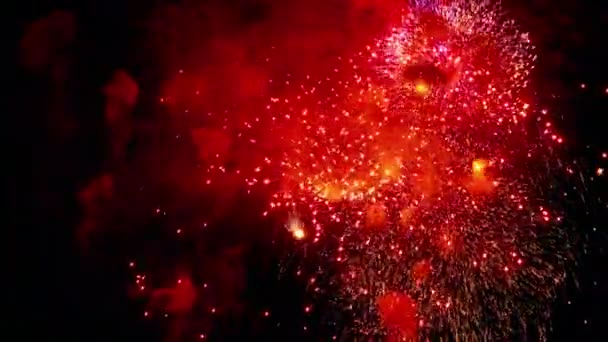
xmin=288 ymin=215 xmax=306 ymax=240
xmin=292 ymin=227 xmax=305 ymax=240
xmin=472 ymin=159 xmax=488 ymax=178
xmin=414 ymin=80 xmax=430 ymax=95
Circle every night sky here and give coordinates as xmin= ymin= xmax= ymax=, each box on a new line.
xmin=8 ymin=0 xmax=608 ymax=341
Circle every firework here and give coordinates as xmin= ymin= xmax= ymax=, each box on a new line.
xmin=254 ymin=1 xmax=570 ymax=340
xmin=156 ymin=0 xmax=575 ymax=340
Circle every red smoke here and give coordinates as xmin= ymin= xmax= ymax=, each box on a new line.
xmin=377 ymin=291 xmax=418 ymax=340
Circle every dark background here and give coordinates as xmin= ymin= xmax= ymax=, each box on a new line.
xmin=8 ymin=0 xmax=608 ymax=340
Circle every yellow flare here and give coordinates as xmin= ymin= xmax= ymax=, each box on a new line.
xmin=288 ymin=217 xmax=306 ymax=240
xmin=414 ymin=80 xmax=430 ymax=95
xmin=379 ymin=156 xmax=402 ymax=181
xmin=472 ymin=159 xmax=488 ymax=177
xmin=292 ymin=227 xmax=305 ymax=240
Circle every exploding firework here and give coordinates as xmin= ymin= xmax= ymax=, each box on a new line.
xmin=154 ymin=0 xmax=577 ymax=340
xmin=254 ymin=1 xmax=572 ymax=340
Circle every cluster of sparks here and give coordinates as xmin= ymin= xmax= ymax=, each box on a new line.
xmin=146 ymin=0 xmax=579 ymax=340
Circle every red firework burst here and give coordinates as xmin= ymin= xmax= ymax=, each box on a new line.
xmin=148 ymin=0 xmax=575 ymax=339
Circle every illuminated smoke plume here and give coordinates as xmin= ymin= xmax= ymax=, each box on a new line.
xmin=20 ymin=10 xmax=77 ymax=139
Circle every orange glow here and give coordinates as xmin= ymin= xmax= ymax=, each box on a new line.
xmin=317 ymin=183 xmax=346 ymax=202
xmin=293 ymin=228 xmax=305 ymax=240
xmin=468 ymin=159 xmax=494 ymax=194
xmin=379 ymin=157 xmax=402 ymax=182
xmin=366 ymin=202 xmax=387 ymax=228
xmin=472 ymin=159 xmax=488 ymax=178
xmin=288 ymin=216 xmax=306 ymax=240
xmin=414 ymin=80 xmax=430 ymax=95
xmin=399 ymin=206 xmax=415 ymax=227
